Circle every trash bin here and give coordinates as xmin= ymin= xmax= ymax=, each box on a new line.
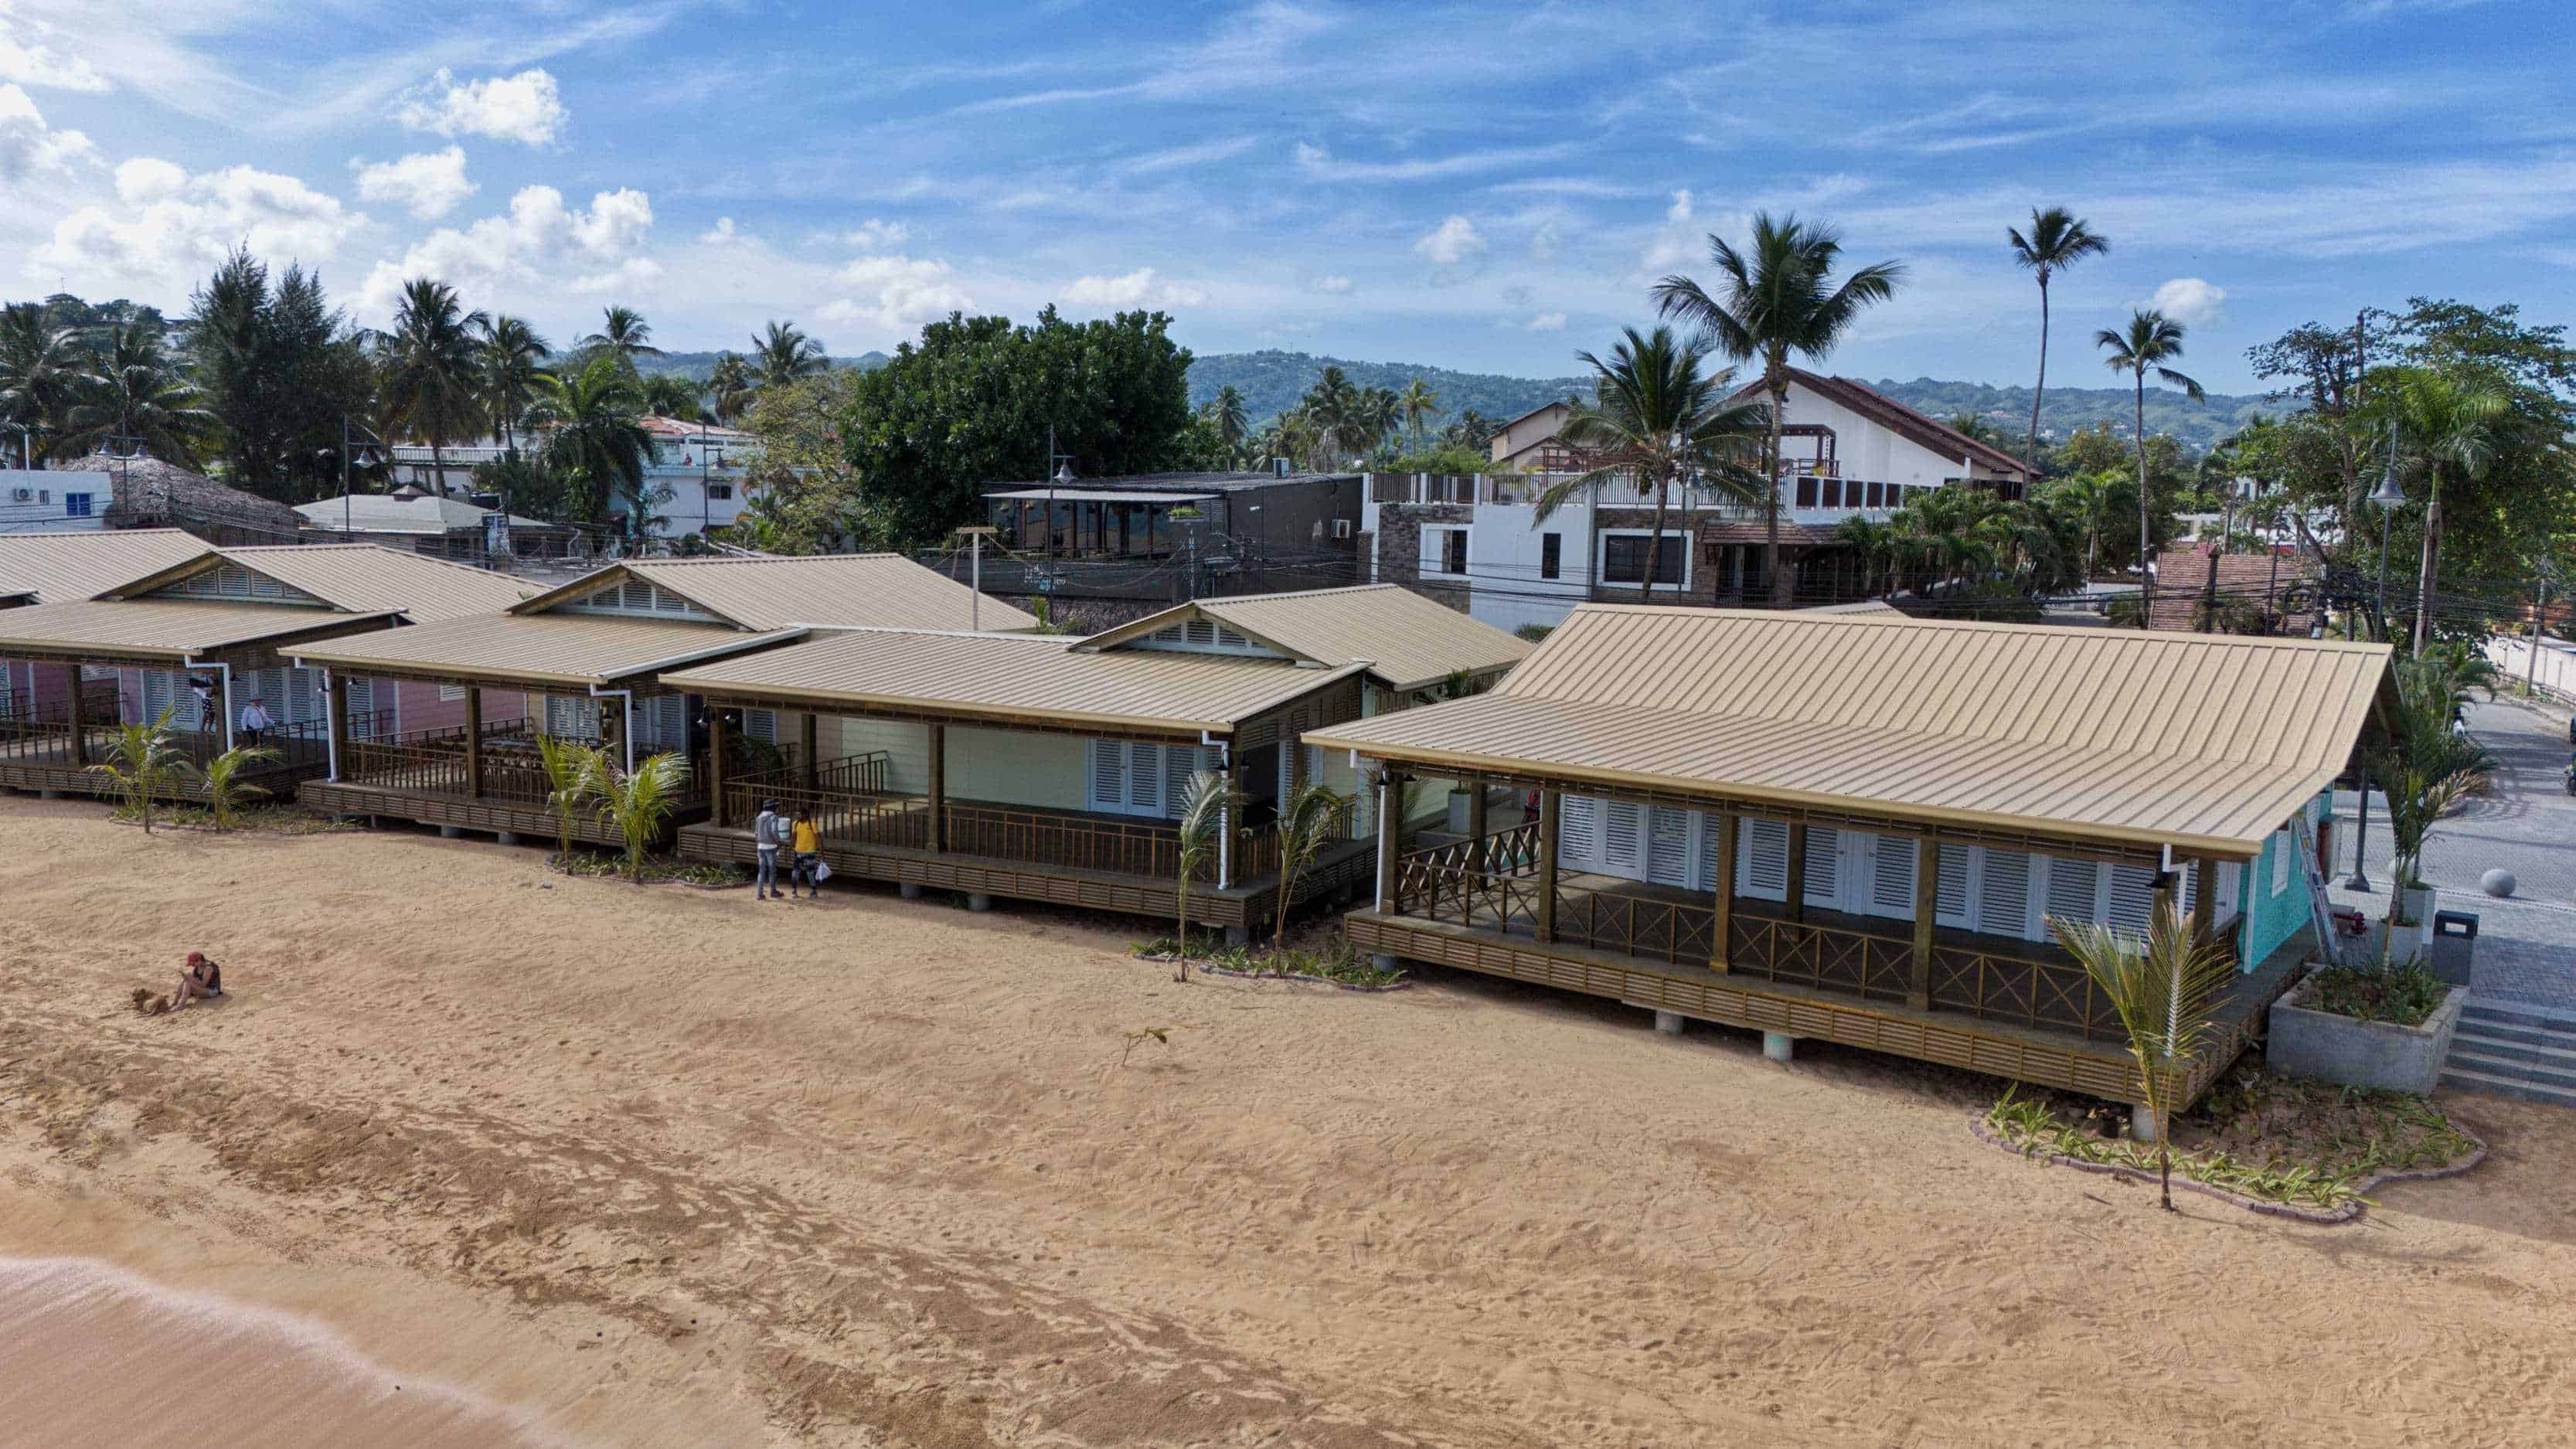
xmin=2429 ymin=909 xmax=2478 ymax=987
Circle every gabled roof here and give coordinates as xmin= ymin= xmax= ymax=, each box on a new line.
xmin=509 ymin=554 xmax=1038 ymax=633
xmin=292 ymin=494 xmax=563 ymax=535
xmin=1727 ymin=369 xmax=2030 ymax=479
xmin=1077 ymin=584 xmax=1533 ymax=692
xmin=0 ymin=529 xmax=213 ymax=604
xmin=0 ymin=599 xmax=404 ymax=662
xmin=290 ymin=614 xmax=804 ymax=689
xmin=1306 ymin=604 xmax=2394 ymax=859
xmin=101 ymin=545 xmax=539 ymax=623
xmin=660 ymin=628 xmax=1366 ymax=736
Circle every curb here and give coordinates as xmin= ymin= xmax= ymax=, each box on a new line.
xmin=1967 ymin=1112 xmax=2487 ymax=1225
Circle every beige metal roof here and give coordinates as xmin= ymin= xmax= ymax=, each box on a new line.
xmin=662 ymin=628 xmax=1366 ymax=735
xmin=289 ymin=614 xmax=802 ymax=688
xmin=0 ymin=529 xmax=213 ymax=604
xmin=1305 ymin=605 xmax=2395 ymax=859
xmin=0 ymin=598 xmax=404 ymax=660
xmin=510 ymin=554 xmax=1038 ymax=632
xmin=292 ymin=495 xmax=561 ymax=535
xmin=1080 ymin=584 xmax=1534 ymax=692
xmin=99 ymin=544 xmax=539 ymax=622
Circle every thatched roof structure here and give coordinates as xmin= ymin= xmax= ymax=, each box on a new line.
xmin=55 ymin=453 xmax=306 ymax=544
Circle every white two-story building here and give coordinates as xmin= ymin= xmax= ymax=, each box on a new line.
xmin=387 ymin=416 xmax=762 ymax=545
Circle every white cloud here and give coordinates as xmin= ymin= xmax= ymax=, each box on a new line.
xmin=0 ymin=83 xmax=90 ymax=180
xmin=2147 ymin=277 xmax=2229 ymax=328
xmin=350 ymin=147 xmax=475 ymax=220
xmin=572 ymin=257 xmax=664 ymax=295
xmin=1640 ymin=188 xmax=1705 ymax=273
xmin=36 ymin=155 xmax=362 ymax=289
xmin=1414 ymin=214 xmax=1485 ymax=267
xmin=821 ymin=254 xmax=972 ymax=334
xmin=0 ymin=18 xmax=108 ymax=93
xmin=354 ymin=184 xmax=654 ymax=318
xmin=571 ymin=187 xmax=652 ymax=253
xmin=842 ymin=218 xmax=909 ymax=250
xmin=392 ymin=67 xmax=567 ymax=147
xmin=1310 ymin=274 xmax=1353 ymax=294
xmin=1063 ymin=267 xmax=1205 ymax=309
xmin=1295 ymin=140 xmax=1576 ymax=183
xmin=1526 ymin=312 xmax=1567 ymax=332
xmin=699 ymin=216 xmax=743 ymax=245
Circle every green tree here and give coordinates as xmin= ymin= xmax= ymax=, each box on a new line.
xmin=0 ymin=302 xmax=89 ymax=463
xmin=530 ymin=354 xmax=655 ymax=532
xmin=751 ymin=320 xmax=827 ymax=393
xmin=87 ymin=710 xmax=183 ymax=835
xmin=476 ymin=315 xmax=552 ymax=453
xmin=1171 ymin=769 xmax=1244 ymax=980
xmin=1271 ymin=779 xmax=1347 ymax=949
xmin=2048 ymin=902 xmax=2237 ymax=1211
xmin=843 ymin=307 xmax=1195 ymax=547
xmin=707 ymin=352 xmax=754 ymax=424
xmin=593 ymin=751 xmax=692 ymax=883
xmin=186 ymin=743 xmax=278 ymax=830
xmin=733 ymin=370 xmax=883 ymax=554
xmin=63 ymin=321 xmax=212 ymax=464
xmin=379 ymin=277 xmax=489 ymax=495
xmin=1529 ymin=325 xmax=1768 ymax=599
xmin=1208 ymin=384 xmax=1249 ymax=447
xmin=639 ymin=372 xmax=706 ymax=420
xmin=2370 ymin=653 xmax=2496 ymax=934
xmin=2007 ymin=206 xmax=2112 ymax=464
xmin=535 ymin=733 xmax=603 ymax=870
xmin=578 ymin=305 xmax=661 ymax=365
xmin=1654 ymin=211 xmax=1904 ymax=606
xmin=2380 ymin=369 xmax=2510 ymax=651
xmin=2095 ymin=310 xmax=2205 ymax=627
xmin=1397 ymin=376 xmax=1441 ymax=451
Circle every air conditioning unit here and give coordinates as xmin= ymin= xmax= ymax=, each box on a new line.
xmin=9 ymin=488 xmax=29 ymax=502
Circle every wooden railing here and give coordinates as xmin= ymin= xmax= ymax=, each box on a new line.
xmin=1725 ymin=915 xmax=1914 ymax=1004
xmin=342 ymin=716 xmax=662 ymax=808
xmin=1928 ymin=941 xmax=2119 ymax=1041
xmin=948 ymin=801 xmax=1193 ymax=879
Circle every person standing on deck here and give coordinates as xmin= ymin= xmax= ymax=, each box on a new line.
xmin=753 ymin=798 xmax=787 ymax=900
xmin=188 ymin=675 xmax=219 ymax=738
xmin=237 ymin=696 xmax=274 ymax=749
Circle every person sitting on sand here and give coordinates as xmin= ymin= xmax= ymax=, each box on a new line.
xmin=171 ymin=951 xmax=224 ymax=1009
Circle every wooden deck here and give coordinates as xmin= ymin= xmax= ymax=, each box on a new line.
xmin=298 ymin=778 xmax=711 ymax=847
xmin=0 ymin=728 xmax=332 ymax=804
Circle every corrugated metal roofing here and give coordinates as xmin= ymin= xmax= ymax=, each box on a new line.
xmin=662 ymin=629 xmax=1366 ymax=734
xmin=0 ymin=529 xmax=213 ymax=604
xmin=0 ymin=599 xmax=403 ymax=659
xmin=100 ymin=545 xmax=539 ymax=623
xmin=510 ymin=554 xmax=1038 ymax=632
xmin=291 ymin=613 xmax=800 ymax=687
xmin=291 ymin=495 xmax=560 ymax=534
xmin=1082 ymin=584 xmax=1534 ymax=692
xmin=1305 ymin=604 xmax=2394 ymax=858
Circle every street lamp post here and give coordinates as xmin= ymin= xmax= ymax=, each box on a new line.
xmin=2370 ymin=420 xmax=2405 ymax=644
xmin=338 ymin=417 xmax=383 ymax=539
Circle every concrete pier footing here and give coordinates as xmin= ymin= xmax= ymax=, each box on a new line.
xmin=899 ymin=882 xmax=924 ymax=900
xmin=1762 ymin=1032 xmax=1796 ymax=1063
xmin=1655 ymin=1010 xmax=1686 ymax=1036
xmin=965 ymin=892 xmax=992 ymax=911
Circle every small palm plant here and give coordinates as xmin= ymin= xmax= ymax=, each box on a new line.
xmin=534 ymin=733 xmax=602 ymax=871
xmin=87 ymin=709 xmax=182 ymax=835
xmin=594 ymin=750 xmax=691 ymax=883
xmin=2371 ymin=654 xmax=2497 ymax=937
xmin=1271 ymin=781 xmax=1349 ymax=950
xmin=1171 ymin=769 xmax=1245 ymax=982
xmin=188 ymin=744 xmax=279 ymax=830
xmin=2049 ymin=900 xmax=2237 ymax=1211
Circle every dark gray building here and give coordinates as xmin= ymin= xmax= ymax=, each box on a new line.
xmin=973 ymin=470 xmax=1364 ymax=605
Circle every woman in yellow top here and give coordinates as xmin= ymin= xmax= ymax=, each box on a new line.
xmin=788 ymin=810 xmax=823 ymax=899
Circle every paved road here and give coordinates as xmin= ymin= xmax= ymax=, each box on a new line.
xmin=2326 ymin=696 xmax=2576 ymax=1011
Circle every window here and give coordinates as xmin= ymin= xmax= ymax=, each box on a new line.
xmin=1795 ymin=476 xmax=1817 ymax=508
xmin=1865 ymin=481 xmax=1884 ymax=508
xmin=63 ymin=492 xmax=91 ymax=517
xmin=706 ymin=483 xmax=733 ymax=500
xmin=1087 ymin=740 xmax=1218 ymax=820
xmin=1423 ymin=526 xmax=1467 ymax=577
xmin=1540 ymin=532 xmax=1562 ymax=580
xmin=438 ymin=684 xmax=465 ymax=702
xmin=1600 ymin=534 xmax=1684 ymax=587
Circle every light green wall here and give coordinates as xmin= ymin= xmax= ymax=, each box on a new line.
xmin=949 ymin=726 xmax=1087 ymax=808
xmin=832 ymin=716 xmax=931 ymax=792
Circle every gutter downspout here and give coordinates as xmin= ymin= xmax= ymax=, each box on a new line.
xmin=320 ymin=668 xmax=339 ymax=782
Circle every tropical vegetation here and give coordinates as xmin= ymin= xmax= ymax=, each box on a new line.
xmin=86 ymin=710 xmax=185 ymax=835
xmin=2047 ymin=901 xmax=2238 ymax=1211
xmin=2006 ymin=207 xmax=2110 ymax=464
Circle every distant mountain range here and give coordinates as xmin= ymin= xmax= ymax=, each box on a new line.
xmin=628 ymin=349 xmax=891 ymax=383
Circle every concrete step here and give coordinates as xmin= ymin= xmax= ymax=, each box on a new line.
xmin=2440 ymin=1065 xmax=2576 ymax=1108
xmin=2461 ymin=998 xmax=2576 ymax=1036
xmin=2448 ymin=1029 xmax=2576 ymax=1068
xmin=2446 ymin=1043 xmax=2576 ymax=1095
xmin=2452 ymin=1019 xmax=2576 ymax=1053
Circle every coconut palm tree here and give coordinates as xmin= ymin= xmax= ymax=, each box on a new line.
xmin=751 ymin=320 xmax=827 ymax=393
xmin=476 ymin=315 xmax=552 ymax=453
xmin=1654 ymin=212 xmax=1904 ymax=607
xmin=1397 ymin=377 xmax=1441 ymax=451
xmin=1171 ymin=769 xmax=1244 ymax=981
xmin=594 ymin=751 xmax=692 ymax=883
xmin=1528 ymin=325 xmax=1769 ymax=600
xmin=1271 ymin=779 xmax=1348 ymax=949
xmin=534 ymin=733 xmax=602 ymax=870
xmin=530 ymin=354 xmax=655 ymax=531
xmin=707 ymin=352 xmax=754 ymax=424
xmin=380 ymin=277 xmax=490 ymax=495
xmin=186 ymin=743 xmax=279 ymax=830
xmin=579 ymin=306 xmax=661 ymax=365
xmin=2041 ymin=471 xmax=2135 ymax=579
xmin=62 ymin=321 xmax=213 ymax=465
xmin=639 ymin=372 xmax=705 ymax=421
xmin=2007 ymin=207 xmax=2111 ymax=465
xmin=2095 ymin=310 xmax=2205 ymax=628
xmin=0 ymin=302 xmax=89 ymax=464
xmin=87 ymin=709 xmax=183 ymax=835
xmin=2370 ymin=653 xmax=2497 ymax=940
xmin=1208 ymin=384 xmax=1250 ymax=449
xmin=2383 ymin=369 xmax=2510 ymax=651
xmin=2049 ymin=901 xmax=2237 ymax=1211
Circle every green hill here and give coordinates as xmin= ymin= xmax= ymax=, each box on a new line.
xmin=1186 ymin=350 xmax=1592 ymax=434
xmin=621 ymin=350 xmax=890 ymax=383
xmin=1866 ymin=377 xmax=2275 ymax=454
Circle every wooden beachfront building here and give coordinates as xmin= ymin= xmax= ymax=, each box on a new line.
xmin=288 ymin=555 xmax=1036 ymax=845
xmin=0 ymin=543 xmax=536 ymax=804
xmin=1307 ymin=605 xmax=2394 ymax=1109
xmin=660 ymin=584 xmax=1533 ymax=935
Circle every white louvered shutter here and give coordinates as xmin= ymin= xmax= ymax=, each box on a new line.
xmin=1696 ymin=812 xmax=1727 ymax=894
xmin=1599 ymin=800 xmax=1645 ymax=877
xmin=1164 ymin=745 xmax=1200 ymax=818
xmin=1087 ymin=740 xmax=1125 ymax=811
xmin=2043 ymin=857 xmax=2102 ymax=930
xmin=1127 ymin=743 xmax=1164 ymax=815
xmin=2105 ymin=863 xmax=2158 ymax=940
xmin=344 ymin=679 xmax=377 ymax=738
xmin=1976 ymin=849 xmax=2033 ymax=939
xmin=2220 ymin=862 xmax=2243 ymax=923
xmin=1802 ymin=826 xmax=1841 ymax=910
xmin=1935 ymin=842 xmax=1973 ymax=929
xmin=143 ymin=670 xmax=179 ymax=726
xmin=1646 ymin=806 xmax=1693 ymax=888
xmin=1868 ymin=835 xmax=1918 ymax=920
xmin=743 ymin=709 xmax=777 ymax=743
xmin=1737 ymin=819 xmax=1789 ymax=901
xmin=1556 ymin=795 xmax=1600 ymax=872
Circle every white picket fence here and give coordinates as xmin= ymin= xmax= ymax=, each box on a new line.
xmin=2486 ymin=636 xmax=2576 ymax=704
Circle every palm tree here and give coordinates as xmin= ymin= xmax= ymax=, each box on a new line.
xmin=87 ymin=709 xmax=183 ymax=835
xmin=751 ymin=321 xmax=826 ymax=393
xmin=1655 ymin=212 xmax=1904 ymax=606
xmin=1271 ymin=780 xmax=1348 ymax=949
xmin=1302 ymin=366 xmax=1363 ymax=468
xmin=2370 ymin=652 xmax=2498 ymax=938
xmin=1171 ymin=770 xmax=1244 ymax=981
xmin=2049 ymin=902 xmax=2237 ymax=1211
xmin=1529 ymin=325 xmax=1769 ymax=600
xmin=1948 ymin=411 xmax=1997 ymax=444
xmin=1396 ymin=377 xmax=1441 ymax=452
xmin=2384 ymin=369 xmax=2510 ymax=652
xmin=2041 ymin=471 xmax=2135 ymax=579
xmin=2007 ymin=207 xmax=2111 ymax=465
xmin=2095 ymin=310 xmax=2205 ymax=628
xmin=186 ymin=743 xmax=279 ymax=830
xmin=707 ymin=352 xmax=754 ymax=424
xmin=593 ymin=751 xmax=692 ymax=883
xmin=380 ymin=277 xmax=490 ymax=496
xmin=579 ymin=305 xmax=661 ymax=366
xmin=476 ymin=315 xmax=552 ymax=453
xmin=639 ymin=372 xmax=706 ymax=421
xmin=1210 ymin=385 xmax=1250 ymax=449
xmin=534 ymin=733 xmax=602 ymax=870
xmin=62 ymin=321 xmax=213 ymax=465
xmin=0 ymin=302 xmax=89 ymax=464
xmin=530 ymin=354 xmax=655 ymax=530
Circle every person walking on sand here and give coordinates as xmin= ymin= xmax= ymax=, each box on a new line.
xmin=753 ymin=798 xmax=787 ymax=900
xmin=789 ymin=808 xmax=822 ymax=900
xmin=237 ymin=696 xmax=274 ymax=749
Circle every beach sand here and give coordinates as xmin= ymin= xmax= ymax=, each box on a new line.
xmin=3 ymin=794 xmax=2574 ymax=1447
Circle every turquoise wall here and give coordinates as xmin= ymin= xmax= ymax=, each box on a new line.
xmin=2234 ymin=791 xmax=2328 ymax=969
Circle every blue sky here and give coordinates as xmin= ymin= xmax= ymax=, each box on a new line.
xmin=2 ymin=0 xmax=2568 ymax=390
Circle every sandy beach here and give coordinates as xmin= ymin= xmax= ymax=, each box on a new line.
xmin=4 ymin=794 xmax=2575 ymax=1447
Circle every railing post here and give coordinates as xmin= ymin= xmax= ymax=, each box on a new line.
xmin=801 ymin=713 xmax=818 ymax=791
xmin=1911 ymin=835 xmax=1938 ymax=1012
xmin=63 ymin=662 xmax=88 ymax=769
xmin=464 ymin=685 xmax=484 ymax=798
xmin=927 ymin=723 xmax=947 ymax=853
xmin=1785 ymin=822 xmax=1809 ymax=923
xmin=1712 ymin=810 xmax=1736 ymax=974
xmin=707 ymin=706 xmax=729 ymax=828
xmin=325 ymin=671 xmax=346 ymax=782
xmin=2191 ymin=855 xmax=2218 ymax=950
xmin=1536 ymin=787 xmax=1560 ymax=944
xmin=1465 ymin=774 xmax=1489 ymax=868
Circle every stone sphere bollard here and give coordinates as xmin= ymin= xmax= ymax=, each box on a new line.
xmin=2481 ymin=868 xmax=2517 ymax=899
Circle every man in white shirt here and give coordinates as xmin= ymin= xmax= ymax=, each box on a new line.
xmin=238 ymin=696 xmax=274 ymax=748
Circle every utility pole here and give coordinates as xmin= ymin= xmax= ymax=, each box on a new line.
xmin=956 ymin=526 xmax=995 ymax=632
xmin=2530 ymin=560 xmax=2557 ymax=699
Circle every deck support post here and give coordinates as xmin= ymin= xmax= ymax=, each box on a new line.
xmin=1536 ymin=788 xmax=1560 ymax=944
xmin=1911 ymin=835 xmax=1938 ymax=1011
xmin=1785 ymin=823 xmax=1809 ymax=923
xmin=706 ymin=706 xmax=728 ymax=828
xmin=1654 ymin=1010 xmax=1686 ymax=1036
xmin=1465 ymin=775 xmax=1489 ymax=867
xmin=1711 ymin=811 xmax=1737 ymax=973
xmin=63 ymin=662 xmax=88 ymax=769
xmin=801 ymin=713 xmax=818 ymax=790
xmin=927 ymin=723 xmax=947 ymax=853
xmin=1372 ymin=769 xmax=1399 ymax=910
xmin=2131 ymin=1104 xmax=2163 ymax=1144
xmin=464 ymin=686 xmax=484 ymax=798
xmin=325 ymin=671 xmax=347 ymax=782
xmin=2191 ymin=855 xmax=2218 ymax=947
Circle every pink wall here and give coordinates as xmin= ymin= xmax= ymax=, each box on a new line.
xmin=377 ymin=679 xmax=530 ymax=735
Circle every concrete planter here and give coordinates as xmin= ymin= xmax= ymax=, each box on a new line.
xmin=2268 ymin=969 xmax=2465 ymax=1097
